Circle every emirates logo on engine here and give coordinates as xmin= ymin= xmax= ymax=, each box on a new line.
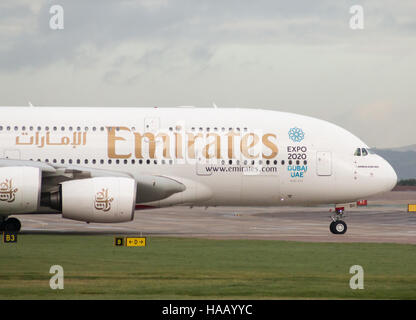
xmin=94 ymin=188 xmax=114 ymax=212
xmin=0 ymin=179 xmax=18 ymax=202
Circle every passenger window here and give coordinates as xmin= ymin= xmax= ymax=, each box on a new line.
xmin=354 ymin=148 xmax=361 ymax=156
xmin=361 ymin=148 xmax=368 ymax=156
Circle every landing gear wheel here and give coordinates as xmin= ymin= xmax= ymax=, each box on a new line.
xmin=329 ymin=221 xmax=336 ymax=234
xmin=4 ymin=218 xmax=21 ymax=233
xmin=330 ymin=220 xmax=347 ymax=235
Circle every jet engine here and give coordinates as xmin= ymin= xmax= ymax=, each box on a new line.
xmin=46 ymin=177 xmax=137 ymax=223
xmin=0 ymin=166 xmax=41 ymax=214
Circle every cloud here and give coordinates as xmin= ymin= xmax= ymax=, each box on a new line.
xmin=1 ymin=0 xmax=416 ymax=70
xmin=0 ymin=0 xmax=415 ymax=147
xmin=333 ymin=102 xmax=416 ymax=148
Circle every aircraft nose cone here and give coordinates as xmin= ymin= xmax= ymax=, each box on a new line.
xmin=387 ymin=163 xmax=398 ymax=190
xmin=380 ymin=159 xmax=398 ymax=192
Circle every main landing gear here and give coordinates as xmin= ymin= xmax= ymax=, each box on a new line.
xmin=329 ymin=208 xmax=347 ymax=235
xmin=0 ymin=217 xmax=22 ymax=233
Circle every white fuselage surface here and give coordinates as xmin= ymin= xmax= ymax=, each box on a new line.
xmin=0 ymin=106 xmax=397 ymax=212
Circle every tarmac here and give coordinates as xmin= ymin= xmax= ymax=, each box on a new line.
xmin=16 ymin=191 xmax=416 ymax=244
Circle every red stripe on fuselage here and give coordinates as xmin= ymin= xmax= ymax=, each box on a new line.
xmin=135 ymin=204 xmax=156 ymax=210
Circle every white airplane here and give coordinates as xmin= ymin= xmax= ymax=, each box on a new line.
xmin=0 ymin=106 xmax=397 ymax=235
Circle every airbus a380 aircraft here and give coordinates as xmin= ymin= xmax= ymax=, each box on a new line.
xmin=0 ymin=106 xmax=397 ymax=235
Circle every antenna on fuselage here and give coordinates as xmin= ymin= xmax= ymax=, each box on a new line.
xmin=28 ymin=101 xmax=34 ymax=107
xmin=212 ymin=102 xmax=218 ymax=109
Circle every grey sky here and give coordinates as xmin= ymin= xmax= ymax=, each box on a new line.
xmin=0 ymin=0 xmax=415 ymax=148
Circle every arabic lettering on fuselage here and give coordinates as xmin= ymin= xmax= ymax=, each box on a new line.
xmin=15 ymin=132 xmax=87 ymax=148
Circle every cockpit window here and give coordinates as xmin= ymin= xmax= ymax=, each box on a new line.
xmin=354 ymin=147 xmax=370 ymax=156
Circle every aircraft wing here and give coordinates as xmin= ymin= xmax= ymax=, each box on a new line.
xmin=0 ymin=158 xmax=186 ymax=204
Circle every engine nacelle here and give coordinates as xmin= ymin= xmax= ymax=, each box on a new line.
xmin=0 ymin=166 xmax=41 ymax=214
xmin=61 ymin=177 xmax=137 ymax=223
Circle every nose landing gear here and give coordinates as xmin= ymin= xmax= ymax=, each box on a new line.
xmin=330 ymin=208 xmax=347 ymax=235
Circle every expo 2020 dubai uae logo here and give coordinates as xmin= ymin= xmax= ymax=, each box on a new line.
xmin=288 ymin=127 xmax=305 ymax=143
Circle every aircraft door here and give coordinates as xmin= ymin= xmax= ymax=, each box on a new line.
xmin=241 ymin=134 xmax=280 ymax=206
xmin=195 ymin=149 xmax=213 ymax=176
xmin=194 ymin=133 xmax=214 ymax=176
xmin=316 ymin=151 xmax=332 ymax=176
